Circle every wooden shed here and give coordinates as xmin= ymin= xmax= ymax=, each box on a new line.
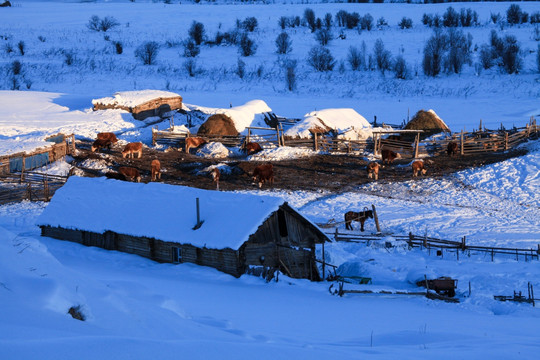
xmin=37 ymin=177 xmax=329 ymax=281
xmin=92 ymin=90 xmax=183 ymax=120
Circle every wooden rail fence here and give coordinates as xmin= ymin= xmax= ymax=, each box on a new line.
xmin=0 ymin=171 xmax=68 ymax=204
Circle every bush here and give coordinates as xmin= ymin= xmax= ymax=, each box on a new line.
xmin=444 ymin=29 xmax=472 ymax=74
xmin=422 ymin=13 xmax=432 ymax=27
xmin=345 ymin=12 xmax=360 ymax=29
xmin=113 ymin=41 xmax=123 ymax=54
xmin=373 ymin=39 xmax=392 ymax=74
xmin=399 ymin=17 xmax=413 ymax=29
xmin=530 ymin=12 xmax=540 ymax=24
xmin=17 ymin=41 xmax=25 ymax=56
xmin=135 ymin=41 xmax=159 ymax=65
xmin=38 ymin=35 xmax=46 ymax=43
xmin=236 ymin=58 xmax=245 ymax=79
xmin=64 ymin=51 xmax=75 ymax=66
xmin=87 ymin=15 xmax=119 ymax=32
xmin=479 ymin=44 xmax=494 ymax=70
xmin=307 ymin=45 xmax=335 ymax=72
xmin=183 ymin=59 xmax=198 ymax=77
xmin=284 ymin=60 xmax=297 ymax=91
xmin=188 ymin=21 xmax=205 ymax=45
xmin=459 ymin=8 xmax=478 ymax=27
xmin=507 ymin=4 xmax=528 ymax=25
xmin=324 ymin=13 xmax=332 ymax=28
xmin=183 ymin=39 xmax=200 ymax=57
xmin=241 ymin=17 xmax=258 ymax=32
xmin=304 ymin=8 xmax=316 ymax=32
xmin=278 ymin=16 xmax=288 ymax=30
xmin=315 ymin=28 xmax=332 ymax=46
xmin=423 ymin=30 xmax=449 ymax=77
xmin=336 ymin=10 xmax=348 ymax=27
xmin=377 ymin=17 xmax=388 ymax=29
xmin=347 ymin=45 xmax=365 ymax=71
xmin=490 ymin=13 xmax=501 ymax=24
xmin=11 ymin=60 xmax=22 ymax=75
xmin=500 ymin=35 xmax=521 ymax=74
xmin=443 ymin=7 xmax=459 ymax=28
xmin=275 ymin=32 xmax=292 ymax=55
xmin=360 ymin=14 xmax=373 ymax=31
xmin=4 ymin=42 xmax=13 ymax=54
xmin=238 ymin=33 xmax=256 ymax=57
xmin=394 ymin=55 xmax=409 ymax=80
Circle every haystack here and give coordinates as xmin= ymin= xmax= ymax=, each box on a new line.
xmin=197 ymin=114 xmax=238 ymax=136
xmin=404 ymin=109 xmax=450 ymax=139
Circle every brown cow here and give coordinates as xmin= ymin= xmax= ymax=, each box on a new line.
xmin=447 ymin=141 xmax=458 ymax=156
xmin=118 ymin=167 xmax=141 ymax=182
xmin=151 ymin=159 xmax=161 ymax=181
xmin=381 ymin=149 xmax=401 ymax=164
xmin=252 ymin=163 xmax=274 ymax=189
xmin=97 ymin=132 xmax=119 ymax=144
xmin=185 ymin=137 xmax=207 ymax=154
xmin=367 ymin=162 xmax=380 ymax=181
xmin=122 ymin=142 xmax=143 ymax=159
xmin=91 ymin=138 xmax=112 ymax=152
xmin=243 ymin=142 xmax=263 ymax=155
xmin=211 ymin=168 xmax=220 ymax=190
xmin=411 ymin=160 xmax=427 ymax=177
xmin=344 ymin=210 xmax=373 ymax=232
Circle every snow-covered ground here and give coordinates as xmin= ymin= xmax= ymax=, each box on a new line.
xmin=2 ymin=1 xmax=540 ymax=359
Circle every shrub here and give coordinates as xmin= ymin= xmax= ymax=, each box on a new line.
xmin=530 ymin=12 xmax=540 ymax=24
xmin=183 ymin=59 xmax=198 ymax=77
xmin=345 ymin=12 xmax=360 ymax=29
xmin=360 ymin=14 xmax=373 ymax=31
xmin=490 ymin=13 xmax=501 ymax=24
xmin=373 ymin=39 xmax=392 ymax=74
xmin=423 ymin=30 xmax=449 ymax=77
xmin=242 ymin=17 xmax=258 ymax=32
xmin=183 ymin=39 xmax=200 ymax=57
xmin=377 ymin=17 xmax=388 ymax=29
xmin=11 ymin=60 xmax=22 ymax=75
xmin=38 ymin=35 xmax=46 ymax=42
xmin=459 ymin=8 xmax=478 ymax=27
xmin=113 ymin=41 xmax=123 ymax=54
xmin=398 ymin=17 xmax=413 ymax=29
xmin=238 ymin=33 xmax=256 ymax=57
xmin=278 ymin=16 xmax=288 ymax=30
xmin=315 ymin=28 xmax=332 ymax=46
xmin=336 ymin=10 xmax=348 ymax=27
xmin=64 ymin=51 xmax=75 ymax=66
xmin=4 ymin=42 xmax=13 ymax=54
xmin=87 ymin=15 xmax=101 ymax=32
xmin=394 ymin=55 xmax=409 ymax=80
xmin=87 ymin=15 xmax=119 ymax=32
xmin=275 ymin=32 xmax=292 ymax=54
xmin=236 ymin=58 xmax=245 ymax=79
xmin=304 ymin=8 xmax=316 ymax=32
xmin=135 ymin=41 xmax=159 ymax=65
xmin=307 ymin=45 xmax=335 ymax=72
xmin=324 ymin=13 xmax=332 ymax=28
xmin=443 ymin=7 xmax=459 ymax=28
xmin=284 ymin=60 xmax=297 ymax=91
xmin=17 ymin=41 xmax=25 ymax=56
xmin=500 ymin=35 xmax=521 ymax=74
xmin=422 ymin=13 xmax=432 ymax=27
xmin=188 ymin=21 xmax=205 ymax=45
xmin=444 ymin=29 xmax=472 ymax=74
xmin=347 ymin=45 xmax=365 ymax=71
xmin=479 ymin=44 xmax=494 ymax=70
xmin=507 ymin=4 xmax=527 ymax=25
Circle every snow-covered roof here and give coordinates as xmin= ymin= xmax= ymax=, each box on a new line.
xmin=427 ymin=109 xmax=450 ymax=130
xmin=92 ymin=90 xmax=182 ymax=108
xmin=36 ymin=176 xmax=285 ymax=250
xmin=285 ymin=108 xmax=371 ymax=138
xmin=186 ymin=100 xmax=272 ymax=133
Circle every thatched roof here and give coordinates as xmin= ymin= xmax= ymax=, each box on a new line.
xmin=405 ymin=110 xmax=450 ymax=133
xmin=197 ymin=114 xmax=238 ymax=136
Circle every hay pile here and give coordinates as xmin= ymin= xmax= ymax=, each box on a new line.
xmin=197 ymin=114 xmax=238 ymax=136
xmin=404 ymin=110 xmax=450 ymax=139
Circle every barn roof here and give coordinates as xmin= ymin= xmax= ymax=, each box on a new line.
xmin=36 ymin=176 xmax=296 ymax=250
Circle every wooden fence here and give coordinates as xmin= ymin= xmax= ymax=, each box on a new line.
xmin=326 ymin=231 xmax=540 ymax=262
xmin=0 ymin=171 xmax=68 ymax=204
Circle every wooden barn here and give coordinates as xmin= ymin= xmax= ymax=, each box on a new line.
xmin=92 ymin=90 xmax=183 ymax=120
xmin=37 ymin=177 xmax=329 ymax=280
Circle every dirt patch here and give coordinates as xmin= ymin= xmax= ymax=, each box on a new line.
xmin=72 ymin=141 xmax=528 ymax=192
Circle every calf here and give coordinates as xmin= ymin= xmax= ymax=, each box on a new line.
xmin=118 ymin=167 xmax=141 ymax=182
xmin=91 ymin=138 xmax=112 ymax=152
xmin=122 ymin=142 xmax=143 ymax=159
xmin=97 ymin=132 xmax=119 ymax=144
xmin=447 ymin=141 xmax=458 ymax=156
xmin=252 ymin=163 xmax=274 ymax=189
xmin=411 ymin=160 xmax=427 ymax=177
xmin=151 ymin=159 xmax=161 ymax=181
xmin=344 ymin=210 xmax=373 ymax=232
xmin=243 ymin=142 xmax=262 ymax=155
xmin=381 ymin=149 xmax=401 ymax=164
xmin=185 ymin=137 xmax=207 ymax=154
xmin=211 ymin=168 xmax=220 ymax=190
xmin=367 ymin=162 xmax=380 ymax=181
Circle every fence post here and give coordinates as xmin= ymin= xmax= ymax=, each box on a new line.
xmin=504 ymin=132 xmax=509 ymax=150
xmin=461 ymin=236 xmax=466 ymax=251
xmin=413 ymin=133 xmax=419 ymax=158
xmin=372 ymin=204 xmax=381 ymax=233
xmin=275 ymin=127 xmax=280 ymax=146
xmin=322 ymin=241 xmax=326 ymax=280
xmin=314 ymin=133 xmax=318 ymax=151
xmin=334 ymin=227 xmax=338 ymax=241
xmin=460 ymin=130 xmax=464 ymax=155
xmin=280 ymin=124 xmax=285 ymax=147
xmin=20 ymin=156 xmax=26 ymax=183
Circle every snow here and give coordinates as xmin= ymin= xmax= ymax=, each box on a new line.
xmin=36 ymin=176 xmax=286 ymax=250
xmin=92 ymin=90 xmax=182 ymax=108
xmin=285 ymin=108 xmax=372 ymax=138
xmin=196 ymin=142 xmax=232 ymax=158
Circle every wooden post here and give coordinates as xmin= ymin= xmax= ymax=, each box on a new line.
xmin=413 ymin=133 xmax=419 ymax=158
xmin=372 ymin=204 xmax=381 ymax=233
xmin=20 ymin=156 xmax=26 ymax=183
xmin=504 ymin=132 xmax=509 ymax=150
xmin=460 ymin=130 xmax=464 ymax=155
xmin=491 ymin=248 xmax=494 ymax=262
xmin=247 ymin=128 xmax=251 ymax=145
xmin=280 ymin=124 xmax=285 ymax=147
xmin=479 ymin=119 xmax=482 ymax=132
xmin=322 ymin=242 xmax=326 ymax=280
xmin=314 ymin=133 xmax=318 ymax=151
xmin=461 ymin=236 xmax=466 ymax=251
xmin=334 ymin=227 xmax=338 ymax=241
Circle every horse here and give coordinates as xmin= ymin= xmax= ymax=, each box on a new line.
xmin=344 ymin=209 xmax=373 ymax=232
